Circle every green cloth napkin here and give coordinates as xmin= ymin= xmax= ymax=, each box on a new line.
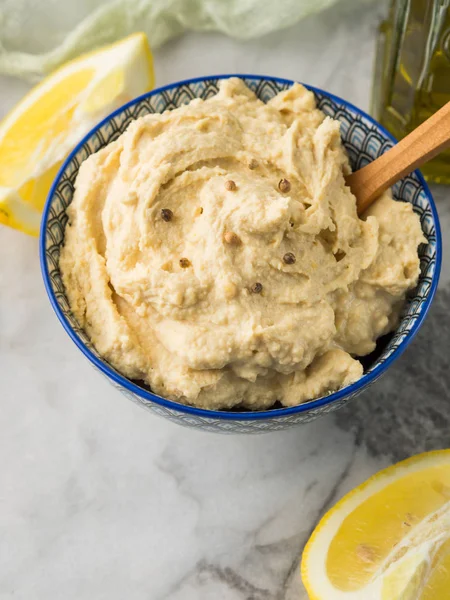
xmin=0 ymin=0 xmax=347 ymax=80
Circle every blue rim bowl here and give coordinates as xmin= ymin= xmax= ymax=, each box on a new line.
xmin=40 ymin=74 xmax=442 ymax=434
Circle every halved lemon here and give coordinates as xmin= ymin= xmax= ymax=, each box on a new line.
xmin=0 ymin=32 xmax=154 ymax=236
xmin=302 ymin=450 xmax=450 ymax=599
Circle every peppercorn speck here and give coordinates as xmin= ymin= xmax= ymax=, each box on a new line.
xmin=250 ymin=282 xmax=263 ymax=294
xmin=179 ymin=258 xmax=191 ymax=268
xmin=283 ymin=252 xmax=296 ymax=265
xmin=278 ymin=178 xmax=291 ymax=193
xmin=248 ymin=159 xmax=259 ymax=170
xmin=161 ymin=208 xmax=173 ymax=222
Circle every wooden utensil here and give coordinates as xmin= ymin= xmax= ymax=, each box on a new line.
xmin=346 ymin=101 xmax=450 ymax=215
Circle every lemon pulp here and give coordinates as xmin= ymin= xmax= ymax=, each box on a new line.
xmin=302 ymin=450 xmax=450 ymax=600
xmin=0 ymin=32 xmax=154 ymax=236
xmin=327 ymin=463 xmax=450 ymax=591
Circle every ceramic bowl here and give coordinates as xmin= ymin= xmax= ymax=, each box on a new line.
xmin=40 ymin=74 xmax=442 ymax=434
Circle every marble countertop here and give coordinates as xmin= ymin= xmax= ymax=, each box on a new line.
xmin=1 ymin=1 xmax=449 ymax=598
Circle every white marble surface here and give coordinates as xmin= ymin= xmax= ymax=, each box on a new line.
xmin=1 ymin=1 xmax=450 ymax=598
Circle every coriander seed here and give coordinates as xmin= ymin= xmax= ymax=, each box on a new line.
xmin=225 ymin=180 xmax=237 ymax=191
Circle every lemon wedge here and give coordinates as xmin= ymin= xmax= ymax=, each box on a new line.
xmin=0 ymin=32 xmax=154 ymax=236
xmin=302 ymin=450 xmax=450 ymax=599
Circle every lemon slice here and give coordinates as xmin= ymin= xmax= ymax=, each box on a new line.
xmin=302 ymin=450 xmax=450 ymax=599
xmin=0 ymin=32 xmax=154 ymax=236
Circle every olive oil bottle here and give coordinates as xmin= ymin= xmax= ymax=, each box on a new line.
xmin=372 ymin=0 xmax=450 ymax=183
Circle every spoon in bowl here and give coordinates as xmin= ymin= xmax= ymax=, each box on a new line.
xmin=346 ymin=101 xmax=450 ymax=215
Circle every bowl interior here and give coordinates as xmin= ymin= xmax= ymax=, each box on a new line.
xmin=41 ymin=75 xmax=440 ymax=418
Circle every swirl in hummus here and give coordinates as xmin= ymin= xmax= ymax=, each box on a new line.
xmin=60 ymin=78 xmax=425 ymax=410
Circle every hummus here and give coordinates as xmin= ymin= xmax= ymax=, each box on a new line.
xmin=60 ymin=78 xmax=424 ymax=410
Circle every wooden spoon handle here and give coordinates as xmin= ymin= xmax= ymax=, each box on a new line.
xmin=346 ymin=101 xmax=450 ymax=214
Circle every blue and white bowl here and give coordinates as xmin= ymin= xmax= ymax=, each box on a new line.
xmin=40 ymin=75 xmax=442 ymax=434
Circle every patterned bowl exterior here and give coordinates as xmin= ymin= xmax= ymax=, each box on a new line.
xmin=40 ymin=75 xmax=442 ymax=434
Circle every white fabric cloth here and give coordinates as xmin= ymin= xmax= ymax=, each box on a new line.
xmin=0 ymin=0 xmax=359 ymax=79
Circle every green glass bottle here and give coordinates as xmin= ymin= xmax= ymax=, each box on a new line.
xmin=372 ymin=0 xmax=450 ymax=183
